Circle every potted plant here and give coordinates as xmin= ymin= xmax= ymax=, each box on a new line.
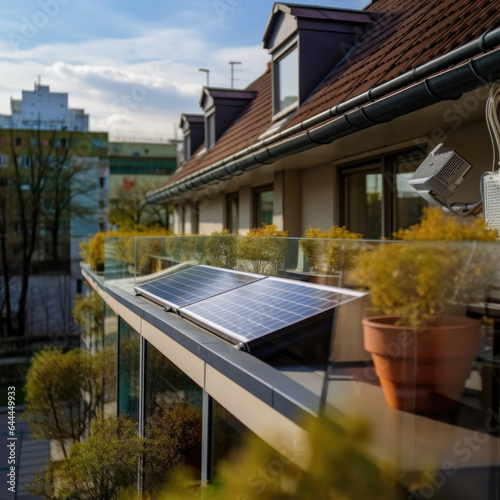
xmin=300 ymin=225 xmax=363 ymax=285
xmin=356 ymin=208 xmax=498 ymax=413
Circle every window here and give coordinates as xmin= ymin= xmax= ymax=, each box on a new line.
xmin=0 ymin=154 xmax=7 ymax=168
xmin=144 ymin=342 xmax=202 ymax=490
xmin=206 ymin=112 xmax=216 ymax=149
xmin=103 ymin=304 xmax=118 ymax=415
xmin=118 ymin=319 xmax=140 ymax=425
xmin=254 ymin=185 xmax=274 ymax=228
xmin=274 ymin=45 xmax=299 ymax=116
xmin=226 ymin=192 xmax=239 ymax=233
xmin=339 ymin=147 xmax=427 ymax=238
xmin=21 ymin=156 xmax=31 ymax=168
xmin=184 ymin=133 xmax=192 ymax=161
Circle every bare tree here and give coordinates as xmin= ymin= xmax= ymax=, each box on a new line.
xmin=0 ymin=128 xmax=105 ymax=336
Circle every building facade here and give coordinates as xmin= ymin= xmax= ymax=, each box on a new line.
xmin=108 ymin=141 xmax=177 ymax=229
xmin=147 ymin=0 xmax=500 ymax=239
xmin=0 ymin=80 xmax=89 ymax=132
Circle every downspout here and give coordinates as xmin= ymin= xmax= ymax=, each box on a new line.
xmin=147 ymin=27 xmax=500 ymax=204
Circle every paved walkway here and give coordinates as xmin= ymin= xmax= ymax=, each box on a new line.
xmin=0 ymin=409 xmax=49 ymax=500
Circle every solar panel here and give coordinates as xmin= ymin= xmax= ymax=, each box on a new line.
xmin=178 ymin=277 xmax=366 ymax=353
xmin=134 ymin=265 xmax=264 ymax=311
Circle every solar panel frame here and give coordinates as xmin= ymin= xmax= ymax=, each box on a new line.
xmin=134 ymin=265 xmax=265 ymax=311
xmin=178 ymin=277 xmax=367 ymax=353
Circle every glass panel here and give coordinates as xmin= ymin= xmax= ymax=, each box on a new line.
xmin=277 ymin=46 xmax=299 ymax=112
xmin=118 ymin=318 xmax=140 ymax=425
xmin=184 ymin=133 xmax=191 ymax=161
xmin=345 ymin=169 xmax=382 ymax=239
xmin=206 ymin=113 xmax=216 ymax=149
xmin=211 ymin=397 xmax=302 ymax=490
xmin=256 ymin=189 xmax=273 ymax=227
xmin=103 ymin=302 xmax=118 ymax=416
xmin=394 ymin=154 xmax=427 ymax=231
xmin=144 ymin=342 xmax=202 ymax=493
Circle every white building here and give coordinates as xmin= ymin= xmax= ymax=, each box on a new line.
xmin=0 ymin=80 xmax=89 ymax=131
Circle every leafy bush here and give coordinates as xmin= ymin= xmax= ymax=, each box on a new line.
xmin=237 ymin=224 xmax=288 ymax=275
xmin=301 ymin=225 xmax=363 ymax=275
xmin=355 ymin=208 xmax=499 ymax=326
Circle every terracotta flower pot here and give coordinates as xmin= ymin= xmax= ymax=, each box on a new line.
xmin=362 ymin=316 xmax=481 ymax=414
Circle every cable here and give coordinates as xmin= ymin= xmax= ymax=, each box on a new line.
xmin=486 ymin=83 xmax=500 ymax=172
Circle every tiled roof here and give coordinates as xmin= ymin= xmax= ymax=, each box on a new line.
xmin=163 ymin=0 xmax=500 ymax=190
xmin=166 ymin=70 xmax=272 ymax=185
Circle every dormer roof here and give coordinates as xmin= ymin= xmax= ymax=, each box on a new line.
xmin=179 ymin=113 xmax=204 ymax=130
xmin=148 ymin=0 xmax=500 ymax=203
xmin=262 ymin=2 xmax=380 ymax=52
xmin=199 ymin=88 xmax=256 ymax=111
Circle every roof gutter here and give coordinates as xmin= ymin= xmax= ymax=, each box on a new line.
xmin=148 ymin=27 xmax=500 ymax=203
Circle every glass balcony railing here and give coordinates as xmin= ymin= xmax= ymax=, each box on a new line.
xmin=101 ymin=234 xmax=500 ymax=498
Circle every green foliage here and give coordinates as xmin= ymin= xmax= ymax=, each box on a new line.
xmin=301 ymin=225 xmax=363 ymax=274
xmin=85 ymin=232 xmax=105 ymax=272
xmin=355 ymin=208 xmax=499 ymax=326
xmin=204 ymin=230 xmax=237 ymax=269
xmin=143 ymin=401 xmax=202 ymax=495
xmin=28 ymin=414 xmax=142 ymax=500
xmin=394 ymin=207 xmax=498 ymax=241
xmin=23 ymin=347 xmax=104 ymax=457
xmin=73 ymin=290 xmax=103 ymax=338
xmin=237 ymin=224 xmax=288 ymax=275
xmin=109 ymin=178 xmax=169 ymax=230
xmin=129 ymin=414 xmax=401 ymax=500
xmin=80 ymin=227 xmax=172 ymax=273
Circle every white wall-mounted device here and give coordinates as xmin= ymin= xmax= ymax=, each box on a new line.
xmin=483 ymin=171 xmax=500 ymax=230
xmin=408 ymin=143 xmax=473 ymax=207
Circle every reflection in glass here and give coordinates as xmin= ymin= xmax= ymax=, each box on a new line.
xmin=144 ymin=342 xmax=202 ymax=494
xmin=118 ymin=319 xmax=140 ymax=424
xmin=227 ymin=192 xmax=239 ymax=234
xmin=395 ymin=155 xmax=427 ymax=230
xmin=277 ymin=46 xmax=299 ymax=113
xmin=256 ymin=189 xmax=274 ymax=227
xmin=345 ymin=169 xmax=382 ymax=239
xmin=211 ymin=399 xmax=247 ymax=476
xmin=103 ymin=303 xmax=118 ymax=415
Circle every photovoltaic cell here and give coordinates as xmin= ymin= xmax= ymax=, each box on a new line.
xmin=179 ymin=277 xmax=364 ymax=351
xmin=134 ymin=265 xmax=264 ymax=310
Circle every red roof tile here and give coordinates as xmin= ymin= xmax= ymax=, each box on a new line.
xmin=163 ymin=0 xmax=500 ymax=190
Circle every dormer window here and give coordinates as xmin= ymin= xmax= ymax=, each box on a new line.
xmin=199 ymin=88 xmax=256 ymax=151
xmin=206 ymin=111 xmax=216 ymax=150
xmin=179 ymin=114 xmax=205 ymax=162
xmin=274 ymin=44 xmax=299 ymax=116
xmin=263 ymin=3 xmax=380 ymax=119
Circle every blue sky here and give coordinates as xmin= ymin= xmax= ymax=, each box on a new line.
xmin=0 ymin=0 xmax=368 ymax=141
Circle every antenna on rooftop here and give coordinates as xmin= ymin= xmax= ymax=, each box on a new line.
xmin=229 ymin=61 xmax=242 ymax=89
xmin=198 ymin=68 xmax=210 ymax=87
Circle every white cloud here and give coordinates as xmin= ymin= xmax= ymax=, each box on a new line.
xmin=0 ymin=24 xmax=269 ymax=141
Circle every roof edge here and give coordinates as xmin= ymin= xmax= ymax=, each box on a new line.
xmin=148 ymin=27 xmax=500 ymax=204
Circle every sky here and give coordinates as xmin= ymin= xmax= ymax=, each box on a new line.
xmin=0 ymin=0 xmax=368 ymax=142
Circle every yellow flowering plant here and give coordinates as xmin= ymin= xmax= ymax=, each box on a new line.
xmin=237 ymin=223 xmax=288 ymax=275
xmin=355 ymin=208 xmax=498 ymax=326
xmin=301 ymin=225 xmax=363 ymax=275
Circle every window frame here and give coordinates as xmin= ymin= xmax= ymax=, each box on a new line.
xmin=226 ymin=192 xmax=239 ymax=234
xmin=253 ymin=184 xmax=274 ymax=228
xmin=183 ymin=131 xmax=192 ymax=162
xmin=272 ymin=39 xmax=299 ymax=120
xmin=339 ymin=146 xmax=428 ymax=238
xmin=205 ymin=110 xmax=216 ymax=150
